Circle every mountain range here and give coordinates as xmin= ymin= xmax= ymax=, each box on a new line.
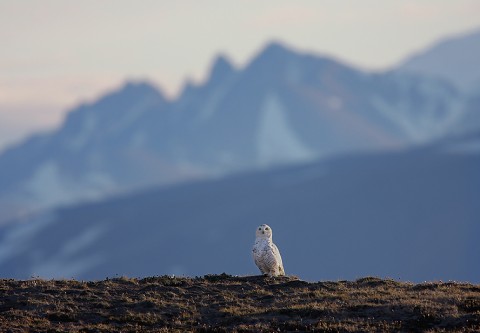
xmin=0 ymin=131 xmax=479 ymax=281
xmin=0 ymin=28 xmax=479 ymax=281
xmin=1 ymin=29 xmax=480 ymax=224
xmin=398 ymin=28 xmax=480 ymax=91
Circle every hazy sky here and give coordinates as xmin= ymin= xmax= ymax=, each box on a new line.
xmin=1 ymin=0 xmax=479 ymax=151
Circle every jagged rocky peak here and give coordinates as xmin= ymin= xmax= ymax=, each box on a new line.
xmin=239 ymin=41 xmax=302 ymax=81
xmin=248 ymin=40 xmax=341 ymax=77
xmin=114 ymin=80 xmax=167 ymax=102
xmin=250 ymin=41 xmax=295 ymax=67
xmin=69 ymin=81 xmax=166 ymax=114
xmin=177 ymin=55 xmax=235 ymax=102
xmin=209 ymin=54 xmax=236 ymax=82
xmin=261 ymin=41 xmax=293 ymax=58
xmin=58 ymin=80 xmax=168 ymax=138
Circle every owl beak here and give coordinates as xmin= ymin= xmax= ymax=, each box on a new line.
xmin=262 ymin=231 xmax=265 ymax=234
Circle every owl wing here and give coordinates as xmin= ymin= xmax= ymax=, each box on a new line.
xmin=272 ymin=243 xmax=285 ymax=275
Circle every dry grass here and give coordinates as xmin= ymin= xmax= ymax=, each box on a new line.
xmin=0 ymin=274 xmax=479 ymax=332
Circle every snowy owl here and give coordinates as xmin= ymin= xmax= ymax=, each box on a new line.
xmin=252 ymin=224 xmax=285 ymax=276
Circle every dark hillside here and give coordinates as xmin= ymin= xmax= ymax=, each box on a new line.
xmin=1 ymin=274 xmax=480 ymax=332
xmin=1 ymin=145 xmax=479 ymax=282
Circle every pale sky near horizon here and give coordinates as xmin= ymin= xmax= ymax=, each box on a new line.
xmin=1 ymin=0 xmax=479 ymax=152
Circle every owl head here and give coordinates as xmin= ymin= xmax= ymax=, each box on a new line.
xmin=256 ymin=224 xmax=273 ymax=239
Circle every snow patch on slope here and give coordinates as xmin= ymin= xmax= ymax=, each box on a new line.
xmin=257 ymin=93 xmax=317 ymax=166
xmin=67 ymin=113 xmax=97 ymax=151
xmin=0 ymin=212 xmax=56 ymax=266
xmin=108 ymin=95 xmax=160 ymax=134
xmin=23 ymin=160 xmax=116 ymax=208
xmin=24 ymin=161 xmax=70 ymax=207
xmin=31 ymin=224 xmax=108 ymax=278
xmin=199 ymin=75 xmax=237 ymax=121
xmin=199 ymin=88 xmax=225 ymax=120
xmin=370 ymin=93 xmax=462 ymax=143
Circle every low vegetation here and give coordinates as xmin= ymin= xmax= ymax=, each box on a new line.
xmin=1 ymin=274 xmax=479 ymax=332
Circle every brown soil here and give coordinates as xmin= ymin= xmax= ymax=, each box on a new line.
xmin=1 ymin=274 xmax=479 ymax=332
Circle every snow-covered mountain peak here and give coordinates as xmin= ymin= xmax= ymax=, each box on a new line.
xmin=102 ymin=81 xmax=167 ymax=107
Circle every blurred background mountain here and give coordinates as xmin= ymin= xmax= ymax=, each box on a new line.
xmin=398 ymin=28 xmax=480 ymax=92
xmin=0 ymin=13 xmax=479 ymax=282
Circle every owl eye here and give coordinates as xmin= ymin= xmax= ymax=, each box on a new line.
xmin=265 ymin=227 xmax=269 ymax=230
xmin=258 ymin=227 xmax=261 ymax=230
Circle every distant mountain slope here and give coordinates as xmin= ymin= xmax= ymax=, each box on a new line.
xmin=1 ymin=137 xmax=478 ymax=282
xmin=398 ymin=28 xmax=480 ymax=91
xmin=177 ymin=43 xmax=466 ymax=159
xmin=0 ymin=82 xmax=196 ymax=222
xmin=452 ymin=88 xmax=480 ymax=135
xmin=0 ymin=42 xmax=466 ymax=223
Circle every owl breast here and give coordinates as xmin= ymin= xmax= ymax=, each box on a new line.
xmin=253 ymin=239 xmax=284 ymax=276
